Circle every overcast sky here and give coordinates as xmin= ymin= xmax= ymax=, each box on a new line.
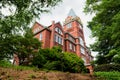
xmin=36 ymin=0 xmax=97 ymax=57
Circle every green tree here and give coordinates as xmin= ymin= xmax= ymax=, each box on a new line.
xmin=0 ymin=0 xmax=62 ymax=60
xmin=13 ymin=29 xmax=41 ymax=65
xmin=84 ymin=0 xmax=120 ymax=64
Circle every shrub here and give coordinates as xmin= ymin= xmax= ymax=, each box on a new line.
xmin=94 ymin=64 xmax=120 ymax=72
xmin=43 ymin=61 xmax=61 ymax=70
xmin=0 ymin=60 xmax=12 ymax=68
xmin=94 ymin=71 xmax=120 ymax=80
xmin=62 ymin=52 xmax=86 ymax=73
xmin=32 ymin=46 xmax=87 ymax=73
xmin=32 ymin=51 xmax=46 ymax=68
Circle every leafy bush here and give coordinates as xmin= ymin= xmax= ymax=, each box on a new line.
xmin=94 ymin=64 xmax=120 ymax=72
xmin=0 ymin=60 xmax=12 ymax=68
xmin=32 ymin=51 xmax=46 ymax=68
xmin=32 ymin=46 xmax=86 ymax=73
xmin=94 ymin=71 xmax=120 ymax=80
xmin=43 ymin=61 xmax=61 ymax=70
xmin=63 ymin=52 xmax=86 ymax=73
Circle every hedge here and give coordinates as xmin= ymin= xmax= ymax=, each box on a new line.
xmin=94 ymin=64 xmax=120 ymax=72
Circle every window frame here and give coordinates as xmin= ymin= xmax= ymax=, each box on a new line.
xmin=69 ymin=43 xmax=72 ymax=50
xmin=39 ymin=33 xmax=42 ymax=40
xmin=55 ymin=27 xmax=63 ymax=35
xmin=79 ymin=37 xmax=84 ymax=46
xmin=80 ymin=47 xmax=85 ymax=54
xmin=54 ymin=34 xmax=63 ymax=45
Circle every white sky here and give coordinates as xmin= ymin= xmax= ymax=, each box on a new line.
xmin=36 ymin=0 xmax=97 ymax=57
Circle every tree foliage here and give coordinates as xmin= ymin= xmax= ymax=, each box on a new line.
xmin=84 ymin=0 xmax=120 ymax=64
xmin=0 ymin=0 xmax=62 ymax=60
xmin=14 ymin=29 xmax=41 ymax=65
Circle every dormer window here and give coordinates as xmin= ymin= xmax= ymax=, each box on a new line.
xmin=55 ymin=27 xmax=62 ymax=35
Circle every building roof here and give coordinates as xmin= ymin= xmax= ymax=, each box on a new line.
xmin=68 ymin=9 xmax=77 ymax=17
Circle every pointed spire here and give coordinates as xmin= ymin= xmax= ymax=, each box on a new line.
xmin=68 ymin=9 xmax=77 ymax=17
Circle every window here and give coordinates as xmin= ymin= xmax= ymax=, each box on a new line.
xmin=34 ymin=28 xmax=40 ymax=33
xmin=40 ymin=33 xmax=42 ymax=40
xmin=66 ymin=23 xmax=72 ymax=28
xmin=55 ymin=34 xmax=63 ymax=45
xmin=68 ymin=36 xmax=75 ymax=42
xmin=69 ymin=43 xmax=72 ymax=50
xmin=73 ymin=45 xmax=76 ymax=51
xmin=79 ymin=37 xmax=84 ymax=46
xmin=55 ymin=35 xmax=57 ymax=42
xmin=55 ymin=27 xmax=62 ymax=35
xmin=81 ymin=47 xmax=85 ymax=54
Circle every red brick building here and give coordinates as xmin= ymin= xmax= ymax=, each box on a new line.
xmin=32 ymin=9 xmax=93 ymax=73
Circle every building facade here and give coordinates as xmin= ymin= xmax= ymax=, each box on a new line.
xmin=32 ymin=9 xmax=93 ymax=73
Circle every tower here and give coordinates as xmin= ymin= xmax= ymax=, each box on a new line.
xmin=64 ymin=9 xmax=87 ymax=63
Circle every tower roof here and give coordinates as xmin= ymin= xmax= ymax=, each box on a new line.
xmin=64 ymin=9 xmax=82 ymax=26
xmin=68 ymin=9 xmax=77 ymax=17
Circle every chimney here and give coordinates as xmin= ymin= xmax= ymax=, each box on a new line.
xmin=52 ymin=20 xmax=55 ymax=25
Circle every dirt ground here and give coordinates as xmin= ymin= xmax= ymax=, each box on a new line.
xmin=0 ymin=67 xmax=95 ymax=80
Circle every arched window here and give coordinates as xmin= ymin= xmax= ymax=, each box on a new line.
xmin=55 ymin=27 xmax=62 ymax=35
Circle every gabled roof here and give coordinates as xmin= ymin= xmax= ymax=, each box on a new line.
xmin=33 ymin=21 xmax=63 ymax=35
xmin=31 ymin=21 xmax=44 ymax=29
